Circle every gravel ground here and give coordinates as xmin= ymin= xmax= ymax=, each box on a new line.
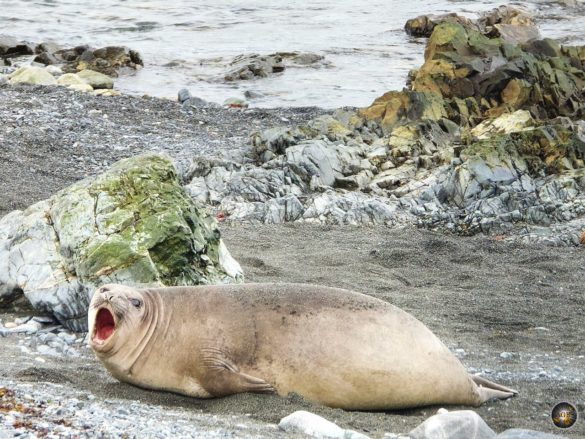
xmin=0 ymin=84 xmax=326 ymax=218
xmin=0 ymin=86 xmax=584 ymax=438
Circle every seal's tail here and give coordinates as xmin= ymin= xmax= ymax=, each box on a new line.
xmin=472 ymin=375 xmax=518 ymax=404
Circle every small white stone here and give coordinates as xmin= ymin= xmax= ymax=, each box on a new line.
xmin=279 ymin=411 xmax=346 ymax=438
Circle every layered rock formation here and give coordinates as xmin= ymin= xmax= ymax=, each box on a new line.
xmin=181 ymin=7 xmax=585 ymax=245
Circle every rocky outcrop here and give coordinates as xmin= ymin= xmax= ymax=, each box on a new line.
xmin=1 ymin=37 xmax=142 ymax=81
xmin=405 ymin=6 xmax=539 ymax=44
xmin=0 ymin=154 xmax=242 ymax=331
xmin=0 ymin=36 xmax=33 ymax=60
xmin=178 ymin=7 xmax=585 ymax=245
xmin=52 ymin=45 xmax=143 ymax=77
xmin=224 ymin=52 xmax=328 ymax=81
xmin=225 ymin=54 xmax=285 ymax=81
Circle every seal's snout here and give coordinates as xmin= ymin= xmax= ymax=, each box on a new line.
xmin=94 ymin=308 xmax=115 ymax=343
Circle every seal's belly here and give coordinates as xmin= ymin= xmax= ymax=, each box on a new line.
xmin=241 ymin=306 xmax=474 ymax=409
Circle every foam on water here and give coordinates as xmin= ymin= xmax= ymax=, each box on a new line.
xmin=0 ymin=0 xmax=583 ymax=107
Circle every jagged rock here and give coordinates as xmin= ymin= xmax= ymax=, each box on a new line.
xmin=470 ymin=110 xmax=533 ymax=139
xmin=0 ymin=36 xmax=34 ymax=58
xmin=409 ymin=410 xmax=496 ymax=439
xmin=57 ymin=45 xmax=143 ymax=77
xmin=175 ymin=6 xmax=585 ymax=243
xmin=0 ymin=154 xmax=242 ymax=331
xmin=224 ymin=52 xmax=327 ymax=81
xmin=405 ymin=6 xmax=538 ymax=44
xmin=33 ymin=51 xmax=61 ymax=65
xmin=405 ymin=13 xmax=477 ymax=38
xmin=284 ymin=52 xmax=324 ymax=66
xmin=35 ymin=42 xmax=61 ymax=54
xmin=8 ymin=66 xmax=57 ymax=85
xmin=284 ymin=139 xmax=365 ymax=189
xmin=225 ymin=54 xmax=285 ymax=81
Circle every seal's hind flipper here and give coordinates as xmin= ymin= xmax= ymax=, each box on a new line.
xmin=472 ymin=375 xmax=518 ymax=394
xmin=472 ymin=375 xmax=518 ymax=404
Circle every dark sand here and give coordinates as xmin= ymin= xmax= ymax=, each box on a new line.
xmin=1 ymin=224 xmax=584 ymax=437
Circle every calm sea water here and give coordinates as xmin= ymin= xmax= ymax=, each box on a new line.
xmin=0 ymin=0 xmax=583 ymax=107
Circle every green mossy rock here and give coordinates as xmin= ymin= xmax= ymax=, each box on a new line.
xmin=77 ymin=69 xmax=114 ymax=89
xmin=51 ymin=154 xmax=234 ymax=286
xmin=0 ymin=154 xmax=242 ymax=330
xmin=8 ymin=66 xmax=57 ymax=86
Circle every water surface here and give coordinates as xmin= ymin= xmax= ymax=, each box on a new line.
xmin=0 ymin=0 xmax=583 ymax=107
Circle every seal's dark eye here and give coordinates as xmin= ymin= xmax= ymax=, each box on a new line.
xmin=129 ymin=298 xmax=142 ymax=308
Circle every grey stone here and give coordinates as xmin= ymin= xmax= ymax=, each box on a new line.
xmin=497 ymin=429 xmax=566 ymax=438
xmin=177 ymin=88 xmax=191 ymax=103
xmin=183 ymin=96 xmax=219 ymax=108
xmin=225 ymin=54 xmax=285 ymax=81
xmin=278 ymin=411 xmax=371 ymax=439
xmin=36 ymin=344 xmax=60 ymax=356
xmin=58 ymin=332 xmax=77 ymax=345
xmin=409 ymin=410 xmax=497 ymax=439
xmin=244 ymin=90 xmax=264 ymax=100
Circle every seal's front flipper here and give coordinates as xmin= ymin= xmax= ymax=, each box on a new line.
xmin=203 ymin=367 xmax=276 ymax=396
xmin=200 ymin=349 xmax=275 ymax=396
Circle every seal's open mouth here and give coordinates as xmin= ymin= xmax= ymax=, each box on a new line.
xmin=94 ymin=308 xmax=115 ymax=343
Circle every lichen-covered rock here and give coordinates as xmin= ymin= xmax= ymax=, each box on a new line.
xmin=77 ymin=69 xmax=114 ymax=89
xmin=175 ymin=6 xmax=585 ymax=246
xmin=224 ymin=52 xmax=328 ymax=81
xmin=0 ymin=154 xmax=242 ymax=331
xmin=56 ymin=45 xmax=143 ymax=77
xmin=8 ymin=66 xmax=57 ymax=86
xmin=56 ymin=73 xmax=94 ymax=92
xmin=225 ymin=54 xmax=285 ymax=81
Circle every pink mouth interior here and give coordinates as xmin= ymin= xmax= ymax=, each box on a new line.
xmin=94 ymin=308 xmax=115 ymax=342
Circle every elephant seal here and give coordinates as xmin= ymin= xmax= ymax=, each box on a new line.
xmin=88 ymin=283 xmax=517 ymax=410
